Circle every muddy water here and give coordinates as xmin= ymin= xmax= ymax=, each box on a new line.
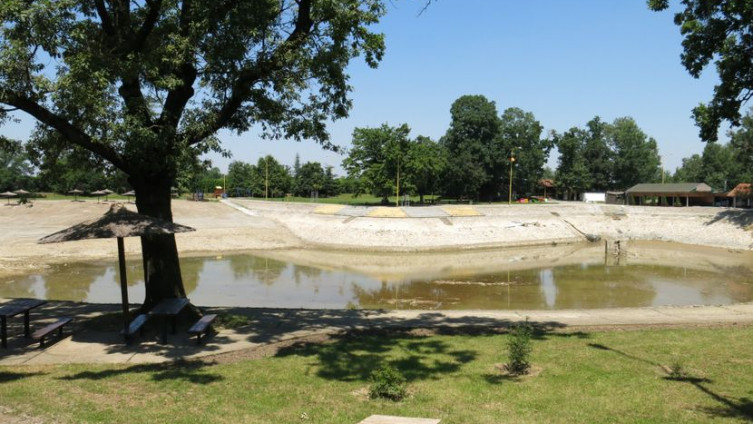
xmin=2 ymin=242 xmax=753 ymax=310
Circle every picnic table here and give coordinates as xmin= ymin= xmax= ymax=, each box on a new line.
xmin=0 ymin=298 xmax=47 ymax=348
xmin=149 ymin=298 xmax=190 ymax=344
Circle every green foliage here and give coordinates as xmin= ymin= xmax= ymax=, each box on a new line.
xmin=216 ymin=313 xmax=251 ymax=330
xmin=0 ymin=138 xmax=35 ymax=191
xmin=554 ymin=127 xmax=592 ymax=199
xmin=369 ymin=363 xmax=407 ymax=401
xmin=343 ymin=123 xmax=412 ymax=203
xmin=649 ymin=0 xmax=753 ymax=141
xmin=668 ymin=360 xmax=687 ymax=380
xmin=500 ymin=107 xmax=551 ymax=197
xmin=608 ymin=117 xmax=661 ymax=188
xmin=506 ymin=319 xmax=533 ymax=376
xmin=440 ymin=95 xmax=500 ymax=200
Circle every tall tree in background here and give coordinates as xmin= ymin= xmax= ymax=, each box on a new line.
xmin=582 ymin=117 xmax=613 ymax=191
xmin=0 ymin=138 xmax=34 ymax=192
xmin=0 ymin=1 xmax=385 ymax=306
xmin=343 ymin=123 xmax=410 ymax=204
xmin=649 ymin=0 xmax=753 ymax=141
xmin=554 ymin=128 xmax=591 ymax=200
xmin=673 ymin=154 xmax=703 ymax=183
xmin=498 ymin=107 xmax=551 ymax=197
xmin=729 ymin=108 xmax=753 ymax=184
xmin=440 ymin=95 xmax=500 ymax=200
xmin=406 ymin=135 xmax=445 ymax=204
xmin=608 ymin=117 xmax=661 ymax=189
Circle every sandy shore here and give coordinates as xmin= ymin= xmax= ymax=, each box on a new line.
xmin=1 ymin=198 xmax=752 ymax=277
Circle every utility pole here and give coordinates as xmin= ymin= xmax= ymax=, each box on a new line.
xmin=395 ymin=155 xmax=400 ymax=207
xmin=508 ymin=151 xmax=517 ymax=205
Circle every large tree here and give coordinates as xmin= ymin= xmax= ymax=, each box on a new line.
xmin=0 ymin=1 xmax=385 ymax=307
xmin=498 ymin=107 xmax=550 ymax=198
xmin=343 ymin=123 xmax=410 ymax=204
xmin=608 ymin=117 xmax=661 ymax=189
xmin=649 ymin=0 xmax=753 ymax=141
xmin=554 ymin=128 xmax=591 ymax=200
xmin=440 ymin=95 xmax=500 ymax=200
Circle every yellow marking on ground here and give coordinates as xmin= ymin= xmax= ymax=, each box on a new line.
xmin=440 ymin=206 xmax=482 ymax=217
xmin=313 ymin=204 xmax=346 ymax=215
xmin=367 ymin=207 xmax=408 ymax=218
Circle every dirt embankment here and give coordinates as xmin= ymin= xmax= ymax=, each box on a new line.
xmin=1 ymin=199 xmax=752 ymax=277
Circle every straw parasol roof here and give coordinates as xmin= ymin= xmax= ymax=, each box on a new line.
xmin=1 ymin=191 xmax=16 ymax=205
xmin=39 ymin=203 xmax=195 ymax=333
xmin=39 ymin=203 xmax=195 ymax=242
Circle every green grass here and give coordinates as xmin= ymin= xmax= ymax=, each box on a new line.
xmin=2 ymin=326 xmax=753 ymax=423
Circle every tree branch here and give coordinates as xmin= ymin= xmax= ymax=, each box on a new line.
xmin=183 ymin=0 xmax=314 ymax=145
xmin=157 ymin=0 xmax=196 ymax=130
xmin=129 ymin=0 xmax=162 ymax=53
xmin=95 ymin=0 xmax=115 ymax=36
xmin=0 ymin=90 xmax=128 ymax=172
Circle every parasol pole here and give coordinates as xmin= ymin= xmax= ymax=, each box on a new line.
xmin=117 ymin=237 xmax=130 ymax=333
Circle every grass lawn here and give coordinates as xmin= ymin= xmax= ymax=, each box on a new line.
xmin=1 ymin=326 xmax=752 ymax=423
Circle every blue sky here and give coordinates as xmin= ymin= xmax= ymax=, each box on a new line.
xmin=217 ymin=0 xmax=725 ymax=175
xmin=5 ymin=1 xmax=728 ymax=175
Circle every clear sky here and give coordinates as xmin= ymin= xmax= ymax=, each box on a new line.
xmin=5 ymin=1 xmax=728 ymax=175
xmin=216 ymin=0 xmax=725 ymax=176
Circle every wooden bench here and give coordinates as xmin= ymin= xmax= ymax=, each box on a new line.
xmin=187 ymin=314 xmax=217 ymax=345
xmin=121 ymin=314 xmax=149 ymax=344
xmin=32 ymin=317 xmax=72 ymax=348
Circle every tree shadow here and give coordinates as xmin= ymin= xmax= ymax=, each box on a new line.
xmin=274 ymin=328 xmax=478 ymax=383
xmin=58 ymin=360 xmax=223 ymax=385
xmin=587 ymin=342 xmax=753 ymax=420
xmin=0 ymin=370 xmax=46 ymax=383
xmin=705 ymin=209 xmax=753 ymax=229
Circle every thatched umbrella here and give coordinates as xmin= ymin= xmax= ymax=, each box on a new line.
xmin=38 ymin=203 xmax=196 ymax=333
xmin=90 ymin=189 xmax=106 ymax=203
xmin=68 ymin=189 xmax=84 ymax=201
xmin=1 ymin=191 xmax=16 ymax=205
xmin=122 ymin=190 xmax=135 ymax=203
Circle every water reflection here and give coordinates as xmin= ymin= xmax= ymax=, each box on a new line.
xmin=2 ymin=242 xmax=753 ymax=310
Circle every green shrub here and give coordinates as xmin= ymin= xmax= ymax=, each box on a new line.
xmin=216 ymin=313 xmax=251 ymax=329
xmin=506 ymin=319 xmax=533 ymax=375
xmin=369 ymin=364 xmax=407 ymax=401
xmin=668 ymin=361 xmax=686 ymax=379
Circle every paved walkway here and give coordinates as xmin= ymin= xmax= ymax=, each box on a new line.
xmin=1 ymin=302 xmax=752 ymax=366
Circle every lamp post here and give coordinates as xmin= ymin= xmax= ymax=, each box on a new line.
xmin=508 ymin=151 xmax=517 ymax=205
xmin=264 ymin=155 xmax=269 ymax=200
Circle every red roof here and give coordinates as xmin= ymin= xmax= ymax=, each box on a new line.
xmin=727 ymin=183 xmax=752 ymax=197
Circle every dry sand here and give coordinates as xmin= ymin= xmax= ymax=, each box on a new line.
xmin=1 ymin=198 xmax=752 ymax=278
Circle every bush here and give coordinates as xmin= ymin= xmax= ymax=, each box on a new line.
xmin=506 ymin=319 xmax=533 ymax=375
xmin=369 ymin=364 xmax=407 ymax=401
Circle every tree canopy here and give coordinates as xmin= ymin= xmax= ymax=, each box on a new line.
xmin=0 ymin=0 xmax=386 ymax=306
xmin=649 ymin=0 xmax=753 ymax=141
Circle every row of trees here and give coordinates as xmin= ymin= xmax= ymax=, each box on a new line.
xmin=341 ymin=95 xmax=666 ymax=203
xmin=7 ymin=103 xmax=753 ymax=203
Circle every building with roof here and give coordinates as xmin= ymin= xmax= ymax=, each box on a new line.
xmin=726 ymin=183 xmax=752 ymax=208
xmin=625 ymin=183 xmax=714 ymax=206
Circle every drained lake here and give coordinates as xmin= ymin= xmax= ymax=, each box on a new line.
xmin=2 ymin=241 xmax=753 ymax=310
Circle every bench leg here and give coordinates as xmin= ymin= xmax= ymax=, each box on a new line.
xmin=1 ymin=317 xmax=7 ymax=348
xmin=23 ymin=312 xmax=31 ymax=338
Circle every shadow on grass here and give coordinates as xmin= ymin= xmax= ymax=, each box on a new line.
xmin=274 ymin=328 xmax=477 ymax=382
xmin=0 ymin=371 xmax=46 ymax=383
xmin=58 ymin=360 xmax=223 ymax=385
xmin=588 ymin=342 xmax=753 ymax=421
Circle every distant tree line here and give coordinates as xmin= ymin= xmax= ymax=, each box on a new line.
xmin=5 ymin=99 xmax=753 ymax=201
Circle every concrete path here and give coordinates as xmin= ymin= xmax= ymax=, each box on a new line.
xmin=1 ymin=302 xmax=753 ymax=366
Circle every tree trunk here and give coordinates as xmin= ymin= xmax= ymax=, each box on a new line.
xmin=131 ymin=175 xmax=186 ymax=310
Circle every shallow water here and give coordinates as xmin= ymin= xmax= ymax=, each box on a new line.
xmin=2 ymin=242 xmax=753 ymax=310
